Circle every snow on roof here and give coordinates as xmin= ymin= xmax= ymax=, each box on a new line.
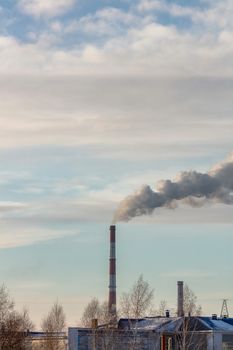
xmin=200 ymin=318 xmax=233 ymax=332
xmin=135 ymin=317 xmax=174 ymax=330
xmin=159 ymin=318 xmax=184 ymax=333
xmin=127 ymin=317 xmax=233 ymax=333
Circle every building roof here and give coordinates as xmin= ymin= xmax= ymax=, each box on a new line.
xmin=118 ymin=317 xmax=233 ymax=333
xmin=27 ymin=331 xmax=67 ymax=339
xmin=200 ymin=317 xmax=233 ymax=332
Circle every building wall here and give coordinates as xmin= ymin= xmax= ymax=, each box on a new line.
xmin=162 ymin=333 xmax=209 ymax=350
xmin=213 ymin=333 xmax=222 ymax=350
xmin=68 ymin=328 xmax=233 ymax=350
xmin=26 ymin=336 xmax=67 ymax=350
xmin=68 ymin=328 xmax=92 ymax=350
xmin=207 ymin=332 xmax=233 ymax=350
xmin=222 ymin=333 xmax=233 ymax=350
xmin=68 ymin=328 xmax=161 ymax=350
xmin=207 ymin=333 xmax=214 ymax=350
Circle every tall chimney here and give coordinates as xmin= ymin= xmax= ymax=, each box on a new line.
xmin=177 ymin=281 xmax=184 ymax=317
xmin=108 ymin=225 xmax=116 ymax=317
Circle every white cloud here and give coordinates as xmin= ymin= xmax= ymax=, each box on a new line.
xmin=10 ymin=198 xmax=116 ymax=224
xmin=137 ymin=0 xmax=198 ymax=19
xmin=19 ymin=0 xmax=75 ymax=18
xmin=0 ymin=1 xmax=230 ymax=78
xmin=137 ymin=0 xmax=233 ymax=31
xmin=0 ymin=222 xmax=77 ymax=248
xmin=65 ymin=7 xmax=143 ymax=36
xmin=2 ymin=12 xmax=231 ymax=173
xmin=0 ymin=1 xmax=231 ymax=163
xmin=0 ymin=18 xmax=233 ymax=79
xmin=50 ymin=21 xmax=63 ymax=33
xmin=0 ymin=201 xmax=27 ymax=213
xmin=0 ymin=74 xmax=232 ymax=160
xmin=137 ymin=0 xmax=163 ymax=11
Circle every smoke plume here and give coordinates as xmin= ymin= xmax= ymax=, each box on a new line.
xmin=114 ymin=154 xmax=233 ymax=222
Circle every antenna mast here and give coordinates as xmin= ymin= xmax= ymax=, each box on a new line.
xmin=220 ymin=299 xmax=229 ymax=318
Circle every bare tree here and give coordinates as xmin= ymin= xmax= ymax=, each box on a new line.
xmin=41 ymin=301 xmax=66 ymax=350
xmin=120 ymin=275 xmax=154 ymax=319
xmin=99 ymin=301 xmax=112 ymax=325
xmin=81 ymin=299 xmax=111 ymax=327
xmin=81 ymin=298 xmax=100 ymax=327
xmin=184 ymin=284 xmax=202 ymax=316
xmin=174 ymin=317 xmax=207 ymax=350
xmin=21 ymin=308 xmax=34 ymax=331
xmin=82 ymin=277 xmax=155 ymax=350
xmin=119 ymin=275 xmax=155 ymax=350
xmin=157 ymin=300 xmax=167 ymax=317
xmin=0 ymin=284 xmax=14 ymax=321
xmin=0 ymin=284 xmax=34 ymax=350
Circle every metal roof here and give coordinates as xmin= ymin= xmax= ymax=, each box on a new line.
xmin=118 ymin=317 xmax=233 ymax=333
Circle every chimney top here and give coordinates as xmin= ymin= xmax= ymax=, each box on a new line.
xmin=91 ymin=319 xmax=98 ymax=329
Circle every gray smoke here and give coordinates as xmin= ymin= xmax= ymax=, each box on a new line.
xmin=114 ymin=154 xmax=233 ymax=222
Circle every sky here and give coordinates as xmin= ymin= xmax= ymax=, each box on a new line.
xmin=0 ymin=0 xmax=233 ymax=328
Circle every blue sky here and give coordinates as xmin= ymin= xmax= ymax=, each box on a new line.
xmin=0 ymin=0 xmax=232 ymax=327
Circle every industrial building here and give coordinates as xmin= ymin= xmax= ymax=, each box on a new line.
xmin=68 ymin=315 xmax=233 ymax=350
xmin=67 ymin=226 xmax=233 ymax=349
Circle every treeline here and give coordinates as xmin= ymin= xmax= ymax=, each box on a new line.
xmin=0 ymin=285 xmax=65 ymax=350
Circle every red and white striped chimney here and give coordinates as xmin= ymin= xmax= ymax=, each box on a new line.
xmin=108 ymin=225 xmax=116 ymax=317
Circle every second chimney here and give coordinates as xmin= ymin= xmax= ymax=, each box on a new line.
xmin=108 ymin=225 xmax=116 ymax=318
xmin=177 ymin=281 xmax=184 ymax=317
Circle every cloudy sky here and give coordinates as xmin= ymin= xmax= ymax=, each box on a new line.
xmin=0 ymin=0 xmax=233 ymax=327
